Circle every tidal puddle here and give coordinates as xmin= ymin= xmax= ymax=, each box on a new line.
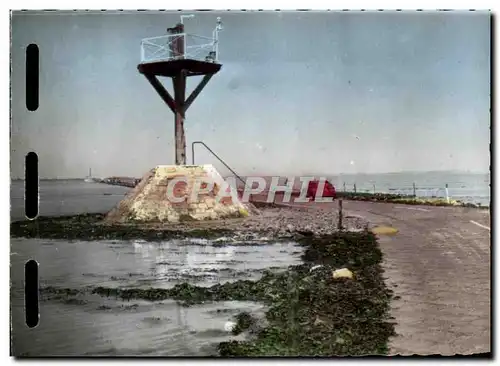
xmin=11 ymin=238 xmax=303 ymax=289
xmin=10 ymin=237 xmax=303 ymax=356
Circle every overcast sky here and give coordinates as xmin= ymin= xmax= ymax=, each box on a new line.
xmin=11 ymin=11 xmax=490 ymax=179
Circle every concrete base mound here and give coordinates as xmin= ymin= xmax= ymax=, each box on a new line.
xmin=105 ymin=164 xmax=252 ymax=223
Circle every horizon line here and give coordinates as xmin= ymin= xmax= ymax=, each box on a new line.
xmin=10 ymin=168 xmax=490 ymax=181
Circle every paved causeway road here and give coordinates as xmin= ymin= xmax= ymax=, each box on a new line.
xmin=343 ymin=201 xmax=491 ymax=356
xmin=280 ymin=199 xmax=491 ymax=355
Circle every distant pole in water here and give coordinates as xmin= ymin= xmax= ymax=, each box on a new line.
xmin=445 ymin=183 xmax=450 ymax=203
xmin=84 ymin=168 xmax=93 ymax=182
xmin=413 ymin=182 xmax=416 ymax=197
xmin=354 ymin=183 xmax=357 ymax=193
xmin=343 ymin=182 xmax=346 ymax=192
xmin=373 ymin=184 xmax=376 ymax=194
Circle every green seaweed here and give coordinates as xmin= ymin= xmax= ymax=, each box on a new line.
xmin=10 ymin=213 xmax=235 ymax=241
xmin=217 ymin=231 xmax=395 ymax=356
xmin=231 ymin=312 xmax=257 ymax=335
xmin=336 ymin=191 xmax=489 ymax=209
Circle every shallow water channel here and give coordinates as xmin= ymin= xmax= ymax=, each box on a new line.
xmin=11 ymin=237 xmax=304 ymax=356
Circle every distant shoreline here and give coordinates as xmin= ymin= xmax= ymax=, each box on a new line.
xmin=10 ymin=179 xmax=113 ymax=183
xmin=10 ymin=170 xmax=490 ymax=181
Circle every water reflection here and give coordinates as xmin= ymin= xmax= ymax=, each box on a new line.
xmin=130 ymin=239 xmax=301 ymax=287
xmin=11 ymin=236 xmax=296 ymax=356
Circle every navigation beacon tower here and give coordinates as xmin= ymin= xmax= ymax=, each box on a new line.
xmin=138 ymin=15 xmax=223 ymax=165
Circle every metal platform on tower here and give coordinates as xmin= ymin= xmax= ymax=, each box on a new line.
xmin=138 ymin=15 xmax=223 ymax=77
xmin=138 ymin=59 xmax=221 ymax=78
xmin=138 ymin=15 xmax=224 ymax=165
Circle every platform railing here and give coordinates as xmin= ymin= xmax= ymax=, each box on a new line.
xmin=140 ymin=33 xmax=219 ymax=64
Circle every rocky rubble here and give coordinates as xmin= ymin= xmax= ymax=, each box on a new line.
xmin=220 ymin=205 xmax=368 ymax=239
xmin=11 ymin=203 xmax=369 ymax=242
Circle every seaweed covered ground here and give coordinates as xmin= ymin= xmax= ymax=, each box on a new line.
xmin=335 ymin=191 xmax=488 ymax=209
xmin=40 ymin=230 xmax=396 ymax=356
xmin=10 ymin=213 xmax=237 ymax=241
xmin=10 ymin=206 xmax=368 ymax=240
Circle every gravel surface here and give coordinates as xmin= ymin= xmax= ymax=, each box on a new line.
xmin=229 ymin=204 xmax=367 ymax=237
xmin=124 ymin=202 xmax=370 ymax=240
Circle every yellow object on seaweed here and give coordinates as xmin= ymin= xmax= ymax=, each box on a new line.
xmin=372 ymin=226 xmax=399 ymax=235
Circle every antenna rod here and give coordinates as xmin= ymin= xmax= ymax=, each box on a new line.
xmin=213 ymin=17 xmax=223 ymax=61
